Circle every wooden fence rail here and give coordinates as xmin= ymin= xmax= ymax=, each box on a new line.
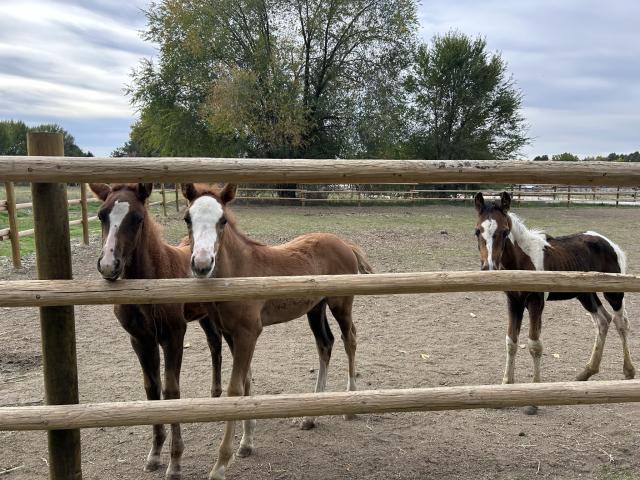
xmin=2 ymin=157 xmax=640 ymax=185
xmin=0 ymin=271 xmax=638 ymax=308
xmin=2 ymin=380 xmax=639 ymax=431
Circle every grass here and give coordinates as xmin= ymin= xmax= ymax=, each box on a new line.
xmin=597 ymin=465 xmax=637 ymax=480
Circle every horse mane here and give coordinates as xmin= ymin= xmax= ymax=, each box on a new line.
xmin=508 ymin=213 xmax=550 ymax=270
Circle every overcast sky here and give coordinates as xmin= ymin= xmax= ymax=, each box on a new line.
xmin=1 ymin=0 xmax=638 ymax=157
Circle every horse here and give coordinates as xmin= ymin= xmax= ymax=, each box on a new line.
xmin=89 ymin=183 xmax=223 ymax=480
xmin=474 ymin=191 xmax=635 ymax=411
xmin=180 ymin=182 xmax=373 ymax=480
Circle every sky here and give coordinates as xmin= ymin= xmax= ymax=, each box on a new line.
xmin=1 ymin=0 xmax=638 ymax=158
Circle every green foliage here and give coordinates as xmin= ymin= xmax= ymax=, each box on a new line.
xmin=0 ymin=120 xmax=92 ymax=156
xmin=405 ymin=31 xmax=529 ymax=160
xmin=126 ymin=0 xmax=418 ymax=159
xmin=552 ymin=152 xmax=580 ymax=161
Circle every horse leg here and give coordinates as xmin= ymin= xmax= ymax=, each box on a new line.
xmin=209 ymin=329 xmax=259 ymax=480
xmin=524 ymin=294 xmax=544 ymax=415
xmin=605 ymin=293 xmax=636 ymax=379
xmin=503 ymin=297 xmax=524 ymax=384
xmin=576 ymin=294 xmax=610 ymax=381
xmin=161 ymin=326 xmax=186 ymax=480
xmin=301 ymin=301 xmax=334 ymax=430
xmin=199 ymin=313 xmax=223 ymax=397
xmin=329 ymin=297 xmax=358 ymax=421
xmin=236 ymin=367 xmax=257 ymax=457
xmin=130 ymin=335 xmax=166 ymax=473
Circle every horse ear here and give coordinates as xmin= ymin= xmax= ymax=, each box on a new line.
xmin=181 ymin=183 xmax=198 ymax=202
xmin=137 ymin=183 xmax=153 ymax=201
xmin=89 ymin=183 xmax=111 ymax=202
xmin=500 ymin=191 xmax=511 ymax=212
xmin=474 ymin=192 xmax=485 ymax=213
xmin=221 ymin=183 xmax=237 ymax=204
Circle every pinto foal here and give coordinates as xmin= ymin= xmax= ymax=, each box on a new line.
xmin=90 ymin=183 xmax=223 ymax=480
xmin=474 ymin=192 xmax=635 ymax=396
xmin=181 ymin=182 xmax=373 ymax=480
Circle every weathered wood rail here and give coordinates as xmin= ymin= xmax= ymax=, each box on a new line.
xmin=2 ymin=157 xmax=640 ymax=185
xmin=0 ymin=271 xmax=639 ymax=308
xmin=1 ymin=380 xmax=638 ymax=431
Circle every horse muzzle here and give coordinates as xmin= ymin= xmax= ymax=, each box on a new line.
xmin=97 ymin=255 xmax=123 ymax=281
xmin=191 ymin=251 xmax=215 ymax=278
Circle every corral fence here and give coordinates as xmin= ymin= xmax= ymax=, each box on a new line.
xmin=3 ymin=132 xmax=640 ymax=480
xmin=233 ymin=184 xmax=639 ymax=207
xmin=0 ymin=181 xmax=183 ymax=268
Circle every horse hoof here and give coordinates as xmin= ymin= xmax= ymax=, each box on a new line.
xmin=300 ymin=418 xmax=316 ymax=430
xmin=624 ymin=367 xmax=636 ymax=380
xmin=165 ymin=471 xmax=181 ymax=480
xmin=209 ymin=467 xmax=225 ymax=480
xmin=144 ymin=457 xmax=161 ymax=472
xmin=524 ymin=405 xmax=539 ymax=415
xmin=575 ymin=369 xmax=594 ymax=381
xmin=236 ymin=444 xmax=254 ymax=458
xmin=343 ymin=414 xmax=357 ymax=421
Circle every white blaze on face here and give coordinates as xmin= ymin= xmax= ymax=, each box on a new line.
xmin=190 ymin=196 xmax=224 ymax=277
xmin=99 ymin=200 xmax=129 ymax=276
xmin=481 ymin=218 xmax=498 ymax=270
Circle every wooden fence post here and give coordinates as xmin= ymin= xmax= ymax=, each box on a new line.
xmin=553 ymin=185 xmax=557 ymax=202
xmin=567 ymin=186 xmax=571 ymax=205
xmin=27 ymin=132 xmax=82 ymax=480
xmin=4 ymin=181 xmax=21 ymax=268
xmin=79 ymin=183 xmax=89 ymax=245
xmin=160 ymin=183 xmax=167 ymax=216
xmin=616 ymin=186 xmax=620 ymax=207
xmin=174 ymin=184 xmax=180 ymax=212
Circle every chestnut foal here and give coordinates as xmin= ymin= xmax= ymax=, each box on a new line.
xmin=181 ymin=182 xmax=373 ymax=480
xmin=474 ymin=192 xmax=635 ymax=410
xmin=90 ymin=183 xmax=223 ymax=479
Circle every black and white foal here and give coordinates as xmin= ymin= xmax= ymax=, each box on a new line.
xmin=474 ymin=192 xmax=635 ymax=391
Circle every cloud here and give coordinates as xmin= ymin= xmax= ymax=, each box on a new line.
xmin=418 ymin=0 xmax=640 ymax=156
xmin=1 ymin=0 xmax=638 ymax=157
xmin=0 ymin=0 xmax=154 ymax=154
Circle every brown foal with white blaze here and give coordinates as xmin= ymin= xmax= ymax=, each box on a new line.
xmin=181 ymin=182 xmax=373 ymax=480
xmin=90 ymin=183 xmax=223 ymax=480
xmin=474 ymin=192 xmax=635 ymax=403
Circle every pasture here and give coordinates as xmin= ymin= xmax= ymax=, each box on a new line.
xmin=2 ymin=203 xmax=640 ymax=479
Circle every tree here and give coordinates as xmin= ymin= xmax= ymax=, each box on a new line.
xmin=405 ymin=31 xmax=529 ymax=160
xmin=0 ymin=120 xmax=92 ymax=156
xmin=128 ymin=0 xmax=418 ymax=160
xmin=552 ymin=152 xmax=579 ymax=162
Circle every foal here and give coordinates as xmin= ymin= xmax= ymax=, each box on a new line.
xmin=90 ymin=183 xmax=223 ymax=479
xmin=181 ymin=182 xmax=373 ymax=480
xmin=474 ymin=192 xmax=635 ymax=396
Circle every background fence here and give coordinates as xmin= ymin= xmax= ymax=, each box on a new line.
xmin=3 ymin=181 xmax=638 ymax=268
xmin=0 ymin=182 xmax=183 ymax=268
xmin=3 ymin=136 xmax=640 ymax=480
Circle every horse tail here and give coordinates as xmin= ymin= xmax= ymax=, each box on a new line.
xmin=348 ymin=242 xmax=374 ymax=274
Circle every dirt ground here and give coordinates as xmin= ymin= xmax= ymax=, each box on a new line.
xmin=2 ymin=204 xmax=640 ymax=480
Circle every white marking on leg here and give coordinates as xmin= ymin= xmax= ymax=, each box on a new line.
xmin=611 ymin=303 xmax=635 ymax=378
xmin=238 ymin=419 xmax=256 ymax=456
xmin=302 ymin=358 xmax=329 ymax=429
xmin=190 ymin=196 xmax=223 ymax=277
xmin=528 ymin=339 xmax=543 ymax=383
xmin=481 ymin=219 xmax=497 ymax=270
xmin=503 ymin=336 xmax=517 ymax=384
xmin=584 ymin=231 xmax=627 ymax=274
xmin=99 ymin=200 xmax=129 ymax=277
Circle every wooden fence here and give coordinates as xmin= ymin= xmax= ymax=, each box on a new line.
xmin=0 ymin=181 xmax=183 ymax=268
xmin=2 ymin=136 xmax=640 ymax=480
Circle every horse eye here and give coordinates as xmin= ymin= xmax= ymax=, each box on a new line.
xmin=184 ymin=215 xmax=191 ymax=226
xmin=220 ymin=216 xmax=227 ymax=226
xmin=474 ymin=229 xmax=480 ymax=237
xmin=98 ymin=210 xmax=107 ymax=223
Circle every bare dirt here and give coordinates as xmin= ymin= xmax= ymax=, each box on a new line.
xmin=2 ymin=204 xmax=640 ymax=480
